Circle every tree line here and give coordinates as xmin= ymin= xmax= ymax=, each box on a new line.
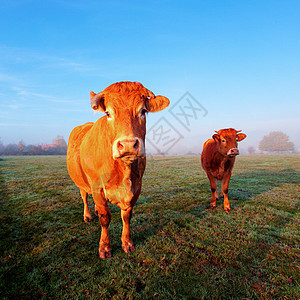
xmin=0 ymin=136 xmax=67 ymax=156
xmin=0 ymin=131 xmax=296 ymax=156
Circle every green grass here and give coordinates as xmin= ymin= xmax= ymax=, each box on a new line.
xmin=0 ymin=154 xmax=299 ymax=299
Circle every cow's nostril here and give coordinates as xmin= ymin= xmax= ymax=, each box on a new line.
xmin=227 ymin=148 xmax=239 ymax=156
xmin=114 ymin=138 xmax=143 ymax=159
xmin=117 ymin=141 xmax=124 ymax=151
xmin=133 ymin=139 xmax=139 ymax=150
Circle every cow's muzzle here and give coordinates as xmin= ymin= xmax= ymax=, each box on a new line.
xmin=113 ymin=137 xmax=145 ymax=162
xmin=227 ymin=148 xmax=239 ymax=157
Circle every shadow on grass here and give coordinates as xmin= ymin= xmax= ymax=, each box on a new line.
xmin=230 ymin=168 xmax=299 ymax=202
xmin=196 ymin=168 xmax=300 ymax=209
xmin=131 ymin=168 xmax=300 ymax=248
xmin=131 ymin=167 xmax=300 ymax=298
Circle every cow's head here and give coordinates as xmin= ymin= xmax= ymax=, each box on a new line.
xmin=90 ymin=82 xmax=169 ymax=163
xmin=212 ymin=128 xmax=247 ymax=157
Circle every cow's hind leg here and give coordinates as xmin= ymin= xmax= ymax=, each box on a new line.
xmin=207 ymin=174 xmax=218 ymax=208
xmin=80 ymin=189 xmax=92 ymax=222
xmin=221 ymin=173 xmax=231 ymax=212
xmin=121 ymin=207 xmax=134 ymax=253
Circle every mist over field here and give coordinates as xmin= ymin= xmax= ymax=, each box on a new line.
xmin=1 ymin=90 xmax=299 ymax=155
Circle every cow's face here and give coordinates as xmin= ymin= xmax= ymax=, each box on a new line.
xmin=213 ymin=128 xmax=247 ymax=157
xmin=90 ymin=82 xmax=169 ymax=163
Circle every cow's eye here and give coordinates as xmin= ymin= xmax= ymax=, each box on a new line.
xmin=105 ymin=111 xmax=110 ymax=118
xmin=236 ymin=137 xmax=239 ymax=141
xmin=221 ymin=139 xmax=226 ymax=143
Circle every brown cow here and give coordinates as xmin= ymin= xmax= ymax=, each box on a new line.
xmin=67 ymin=82 xmax=169 ymax=258
xmin=201 ymin=128 xmax=247 ymax=212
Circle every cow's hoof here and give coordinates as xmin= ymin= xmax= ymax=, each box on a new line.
xmin=224 ymin=208 xmax=231 ymax=212
xmin=122 ymin=242 xmax=135 ymax=253
xmin=208 ymin=205 xmax=216 ymax=209
xmin=84 ymin=215 xmax=92 ymax=222
xmin=99 ymin=250 xmax=112 ymax=259
xmin=99 ymin=245 xmax=112 ymax=259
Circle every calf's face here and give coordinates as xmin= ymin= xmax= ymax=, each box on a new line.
xmin=213 ymin=128 xmax=247 ymax=157
xmin=90 ymin=82 xmax=169 ymax=163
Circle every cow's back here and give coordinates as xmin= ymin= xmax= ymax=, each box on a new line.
xmin=201 ymin=138 xmax=216 ymax=171
xmin=67 ymin=122 xmax=94 ymax=193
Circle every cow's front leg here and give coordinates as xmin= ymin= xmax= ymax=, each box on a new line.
xmin=207 ymin=174 xmax=218 ymax=208
xmin=121 ymin=207 xmax=134 ymax=253
xmin=221 ymin=173 xmax=231 ymax=212
xmin=93 ymin=191 xmax=112 ymax=259
xmin=97 ymin=204 xmax=112 ymax=259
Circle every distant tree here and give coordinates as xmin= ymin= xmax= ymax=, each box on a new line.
xmin=3 ymin=143 xmax=19 ymax=155
xmin=24 ymin=145 xmax=34 ymax=155
xmin=52 ymin=135 xmax=67 ymax=155
xmin=247 ymin=146 xmax=255 ymax=154
xmin=23 ymin=144 xmax=44 ymax=155
xmin=0 ymin=138 xmax=4 ymax=155
xmin=186 ymin=151 xmax=197 ymax=155
xmin=53 ymin=135 xmax=67 ymax=148
xmin=258 ymin=131 xmax=295 ymax=152
xmin=18 ymin=140 xmax=26 ymax=154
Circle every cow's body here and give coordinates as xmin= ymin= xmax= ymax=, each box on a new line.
xmin=67 ymin=82 xmax=169 ymax=258
xmin=201 ymin=128 xmax=246 ymax=212
xmin=67 ymin=120 xmax=145 ymax=211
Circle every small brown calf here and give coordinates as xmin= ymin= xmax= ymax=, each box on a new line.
xmin=201 ymin=128 xmax=247 ymax=212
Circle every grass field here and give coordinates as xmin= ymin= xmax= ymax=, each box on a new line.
xmin=0 ymin=154 xmax=299 ymax=299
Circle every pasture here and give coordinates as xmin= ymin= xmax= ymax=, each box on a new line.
xmin=0 ymin=154 xmax=299 ymax=299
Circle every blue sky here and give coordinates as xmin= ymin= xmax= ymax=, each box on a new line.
xmin=0 ymin=0 xmax=299 ymax=153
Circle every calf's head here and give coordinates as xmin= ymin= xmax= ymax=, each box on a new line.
xmin=213 ymin=128 xmax=247 ymax=157
xmin=90 ymin=82 xmax=169 ymax=163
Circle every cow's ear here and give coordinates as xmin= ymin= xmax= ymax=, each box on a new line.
xmin=237 ymin=133 xmax=247 ymax=142
xmin=146 ymin=95 xmax=170 ymax=112
xmin=213 ymin=134 xmax=220 ymax=142
xmin=90 ymin=91 xmax=106 ymax=112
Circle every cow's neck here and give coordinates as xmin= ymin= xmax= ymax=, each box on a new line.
xmin=213 ymin=151 xmax=234 ymax=172
xmin=214 ymin=150 xmax=227 ymax=163
xmin=104 ymin=158 xmax=144 ymax=210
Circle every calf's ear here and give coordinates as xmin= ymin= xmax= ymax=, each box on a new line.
xmin=90 ymin=91 xmax=106 ymax=112
xmin=212 ymin=134 xmax=220 ymax=142
xmin=146 ymin=95 xmax=170 ymax=112
xmin=237 ymin=133 xmax=247 ymax=142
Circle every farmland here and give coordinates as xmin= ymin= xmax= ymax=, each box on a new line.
xmin=0 ymin=154 xmax=299 ymax=299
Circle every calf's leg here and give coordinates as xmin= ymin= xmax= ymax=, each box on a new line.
xmin=80 ymin=189 xmax=92 ymax=222
xmin=121 ymin=207 xmax=134 ymax=253
xmin=207 ymin=174 xmax=218 ymax=208
xmin=93 ymin=191 xmax=112 ymax=259
xmin=221 ymin=173 xmax=231 ymax=212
